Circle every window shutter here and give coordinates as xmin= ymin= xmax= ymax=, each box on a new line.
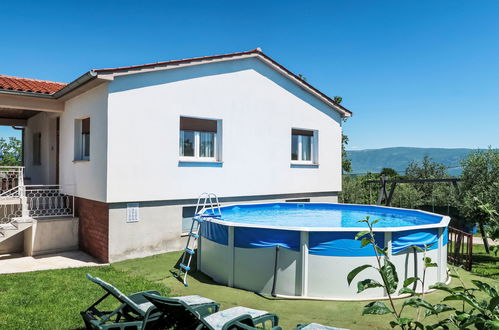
xmin=180 ymin=117 xmax=217 ymax=133
xmin=292 ymin=129 xmax=313 ymax=136
xmin=82 ymin=118 xmax=90 ymax=134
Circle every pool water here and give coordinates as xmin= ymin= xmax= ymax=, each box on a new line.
xmin=206 ymin=203 xmax=442 ymax=228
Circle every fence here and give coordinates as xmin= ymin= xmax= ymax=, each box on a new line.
xmin=447 ymin=226 xmax=473 ymax=271
xmin=0 ymin=166 xmax=24 ymax=196
xmin=23 ymin=185 xmax=74 ymax=218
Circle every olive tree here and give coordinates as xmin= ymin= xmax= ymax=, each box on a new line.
xmin=459 ymin=148 xmax=499 ymax=253
xmin=0 ymin=137 xmax=22 ymax=166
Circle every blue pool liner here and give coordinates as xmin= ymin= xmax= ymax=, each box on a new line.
xmin=309 ymin=231 xmax=385 ymax=257
xmin=392 ymin=228 xmax=439 ymax=254
xmin=443 ymin=226 xmax=448 ymax=246
xmin=200 ymin=221 xmax=228 ymax=245
xmin=234 ymin=227 xmax=301 ymax=251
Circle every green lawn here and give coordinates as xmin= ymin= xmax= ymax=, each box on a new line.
xmin=470 ymin=243 xmax=499 ymax=279
xmin=0 ymin=251 xmax=497 ymax=330
xmin=0 ymin=267 xmax=169 ymax=329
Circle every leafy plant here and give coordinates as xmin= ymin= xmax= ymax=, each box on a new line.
xmin=347 ymin=217 xmax=445 ymax=329
xmin=348 ymin=217 xmax=499 ymax=329
xmin=430 ymin=268 xmax=499 ymax=329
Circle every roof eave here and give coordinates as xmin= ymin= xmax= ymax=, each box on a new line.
xmin=92 ymin=50 xmax=353 ymax=117
xmin=0 ymin=89 xmax=55 ymax=99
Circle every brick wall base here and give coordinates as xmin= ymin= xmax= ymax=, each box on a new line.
xmin=75 ymin=197 xmax=109 ymax=262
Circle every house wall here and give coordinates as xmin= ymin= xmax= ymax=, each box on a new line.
xmin=107 ymin=194 xmax=337 ymax=262
xmin=105 ymin=57 xmax=343 ymax=203
xmin=76 ymin=197 xmax=109 ymax=262
xmin=59 ymin=83 xmax=109 ymax=202
xmin=24 ymin=112 xmax=58 ymax=185
xmin=24 ymin=217 xmax=79 ymax=256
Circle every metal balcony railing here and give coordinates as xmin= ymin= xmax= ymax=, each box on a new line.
xmin=23 ymin=185 xmax=75 ymax=218
xmin=0 ymin=166 xmax=24 ymax=197
xmin=0 ymin=166 xmax=75 ymax=223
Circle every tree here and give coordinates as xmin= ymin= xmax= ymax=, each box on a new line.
xmin=334 ymin=96 xmax=352 ymax=173
xmin=342 ymin=133 xmax=352 ymax=173
xmin=0 ymin=137 xmax=22 ymax=166
xmin=379 ymin=167 xmax=398 ymax=178
xmin=458 ymin=148 xmax=499 ymax=253
xmin=405 ymin=156 xmax=451 ymax=207
xmin=405 ymin=155 xmax=447 ymax=179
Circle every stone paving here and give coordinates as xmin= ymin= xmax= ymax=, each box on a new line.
xmin=0 ymin=250 xmax=106 ymax=274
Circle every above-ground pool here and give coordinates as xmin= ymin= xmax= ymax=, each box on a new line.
xmin=198 ymin=203 xmax=450 ymax=300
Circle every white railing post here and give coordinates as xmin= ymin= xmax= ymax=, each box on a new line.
xmin=20 ymin=185 xmax=29 ymax=218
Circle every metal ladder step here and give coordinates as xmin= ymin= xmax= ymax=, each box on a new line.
xmin=179 ymin=263 xmax=190 ymax=271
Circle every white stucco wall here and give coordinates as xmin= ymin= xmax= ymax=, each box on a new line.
xmin=59 ymin=84 xmax=109 ymax=202
xmin=24 ymin=112 xmax=58 ymax=184
xmin=106 ymin=57 xmax=343 ymax=202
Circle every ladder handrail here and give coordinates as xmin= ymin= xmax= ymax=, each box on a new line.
xmin=194 ymin=192 xmax=222 ymax=218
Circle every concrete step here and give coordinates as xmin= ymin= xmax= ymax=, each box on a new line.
xmin=11 ymin=217 xmax=33 ymax=223
xmin=0 ymin=219 xmax=33 ymax=241
xmin=0 ymin=223 xmax=17 ymax=231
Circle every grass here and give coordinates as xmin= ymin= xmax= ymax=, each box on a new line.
xmin=0 ymin=250 xmax=497 ymax=330
xmin=470 ymin=243 xmax=499 ymax=279
xmin=114 ymin=251 xmax=499 ymax=330
xmin=0 ymin=266 xmax=169 ymax=330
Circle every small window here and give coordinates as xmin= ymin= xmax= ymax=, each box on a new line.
xmin=32 ymin=133 xmax=41 ymax=165
xmin=179 ymin=117 xmax=220 ymax=161
xmin=291 ymin=129 xmax=317 ymax=163
xmin=74 ymin=118 xmax=90 ymax=161
xmin=182 ymin=206 xmax=197 ymax=234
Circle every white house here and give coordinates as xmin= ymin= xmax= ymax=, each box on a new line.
xmin=0 ymin=49 xmax=352 ymax=262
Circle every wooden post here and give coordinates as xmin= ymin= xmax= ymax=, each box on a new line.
xmin=376 ymin=176 xmax=387 ymax=205
xmin=386 ymin=182 xmax=397 ymax=206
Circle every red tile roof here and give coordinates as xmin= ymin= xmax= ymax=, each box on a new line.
xmin=0 ymin=75 xmax=67 ymax=95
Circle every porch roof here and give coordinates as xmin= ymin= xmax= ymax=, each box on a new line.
xmin=0 ymin=75 xmax=67 ymax=95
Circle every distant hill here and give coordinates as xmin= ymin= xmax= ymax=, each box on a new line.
xmin=346 ymin=147 xmax=481 ymax=176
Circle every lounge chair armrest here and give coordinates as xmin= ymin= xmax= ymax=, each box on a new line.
xmin=253 ymin=313 xmax=279 ymax=328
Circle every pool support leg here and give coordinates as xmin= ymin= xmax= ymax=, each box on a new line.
xmin=271 ymin=245 xmax=280 ymax=297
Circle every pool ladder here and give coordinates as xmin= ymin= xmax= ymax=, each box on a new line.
xmin=176 ymin=192 xmax=222 ymax=286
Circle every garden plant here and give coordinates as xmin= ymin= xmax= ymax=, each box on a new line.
xmin=348 ymin=217 xmax=499 ymax=329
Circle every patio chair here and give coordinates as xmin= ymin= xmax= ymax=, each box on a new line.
xmin=144 ymin=292 xmax=281 ymax=330
xmin=81 ymin=274 xmax=219 ymax=330
xmin=295 ymin=323 xmax=349 ymax=330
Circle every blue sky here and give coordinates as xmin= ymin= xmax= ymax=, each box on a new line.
xmin=1 ymin=0 xmax=498 ymax=149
